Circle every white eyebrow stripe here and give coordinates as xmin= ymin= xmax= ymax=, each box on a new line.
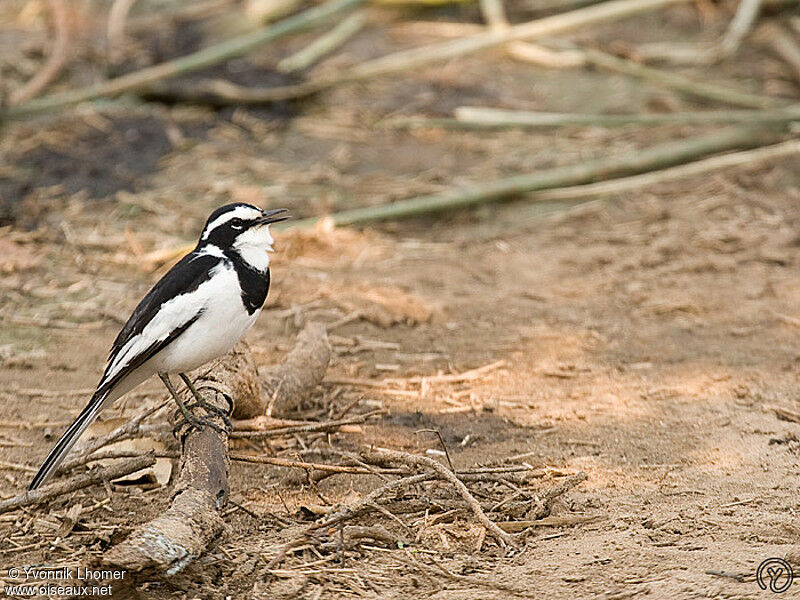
xmin=201 ymin=206 xmax=262 ymax=240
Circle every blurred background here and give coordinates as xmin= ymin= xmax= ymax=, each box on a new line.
xmin=1 ymin=0 xmax=800 ymax=597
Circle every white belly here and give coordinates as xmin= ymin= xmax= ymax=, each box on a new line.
xmin=150 ymin=267 xmax=260 ymax=374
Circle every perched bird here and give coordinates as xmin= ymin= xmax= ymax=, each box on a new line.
xmin=29 ymin=203 xmax=289 ymax=490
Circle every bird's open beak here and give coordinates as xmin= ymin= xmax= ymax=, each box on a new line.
xmin=256 ymin=208 xmax=290 ymax=226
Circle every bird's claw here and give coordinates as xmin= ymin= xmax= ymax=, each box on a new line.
xmin=182 ymin=399 xmax=232 ymax=431
xmin=172 ymin=373 xmax=232 ymax=435
xmin=173 ymin=409 xmax=228 ymax=436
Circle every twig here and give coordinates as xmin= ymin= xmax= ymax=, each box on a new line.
xmin=326 ymin=311 xmax=363 ymax=331
xmin=637 ymin=0 xmax=764 ymax=64
xmin=265 ymin=460 xmax=562 ymax=567
xmin=246 ymin=0 xmax=303 ymax=24
xmin=496 ymin=514 xmax=600 ymax=531
xmin=447 ymin=106 xmax=800 ymax=128
xmin=459 ymin=465 xmax=546 ymax=474
xmin=368 ymin=502 xmax=416 ymax=534
xmin=234 ymin=452 xmax=543 ymax=480
xmin=285 ymin=125 xmax=786 ymax=228
xmin=323 ymin=377 xmax=411 ymax=388
xmin=488 ymin=30 xmax=777 ymax=107
xmin=770 ymin=404 xmax=800 ymax=423
xmin=772 ymin=311 xmax=800 ymax=328
xmin=327 ymin=360 xmax=505 ymax=388
xmin=0 ymin=454 xmax=155 ymax=514
xmin=317 ymin=524 xmax=406 ymax=551
xmin=717 ymin=0 xmax=764 ymax=58
xmin=59 ymin=401 xmax=169 ymax=473
xmin=258 ymin=322 xmax=332 ymax=418
xmin=363 ymin=448 xmax=517 ymax=547
xmin=479 ymin=0 xmax=509 ymax=31
xmin=229 ymin=410 xmax=385 ymax=438
xmin=763 ymin=22 xmax=800 ymax=86
xmin=528 ymin=471 xmax=588 ymax=519
xmin=389 ymin=360 xmax=506 ymax=384
xmin=582 ymin=47 xmax=787 ymax=109
xmin=478 ymin=0 xmax=582 ymax=70
xmin=103 ymin=335 xmax=337 ymax=572
xmin=393 ymin=21 xmax=483 ymax=37
xmin=513 ymin=0 xmax=604 ymax=15
xmin=505 ymin=41 xmax=586 ymax=68
xmin=230 ymin=409 xmax=388 ymax=439
xmin=233 ymin=416 xmax=320 ymax=430
xmin=399 ymin=552 xmax=533 ymax=597
xmin=278 ymin=11 xmax=367 ymax=73
xmin=60 ymin=448 xmax=180 ymax=470
xmin=67 ymin=0 xmax=693 ymax=110
xmin=415 ymin=429 xmax=455 ymax=472
xmin=228 ymin=453 xmax=400 ymax=475
xmin=127 ymin=0 xmax=236 ymax=30
xmin=0 ymin=460 xmax=37 ymax=473
xmin=334 ymin=0 xmax=689 ymax=92
xmin=266 ymin=472 xmax=432 ymax=568
xmin=325 ymin=449 xmax=393 ymax=481
xmin=107 ymin=0 xmax=138 ymax=63
xmin=373 ymin=0 xmax=476 ymax=5
xmin=313 ymin=473 xmax=433 ymax=532
xmin=3 ymin=0 xmax=364 ymax=120
xmin=9 ymin=0 xmax=71 ymax=106
xmin=528 ymin=139 xmax=800 ymax=202
xmin=104 ymin=369 xmax=235 ymax=573
xmin=140 ymin=77 xmax=318 ymax=105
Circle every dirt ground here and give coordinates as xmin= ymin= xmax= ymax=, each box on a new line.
xmin=2 ymin=1 xmax=800 ymax=598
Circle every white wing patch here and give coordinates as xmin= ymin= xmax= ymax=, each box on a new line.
xmin=102 ymin=263 xmax=227 ymax=383
xmin=193 ymin=244 xmax=225 ymax=260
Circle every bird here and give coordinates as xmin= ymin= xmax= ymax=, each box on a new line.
xmin=28 ymin=203 xmax=289 ymax=490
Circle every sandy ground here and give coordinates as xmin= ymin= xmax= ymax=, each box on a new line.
xmin=2 ymin=1 xmax=800 ymax=598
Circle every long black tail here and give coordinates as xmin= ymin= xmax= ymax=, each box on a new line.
xmin=28 ymin=388 xmax=109 ymax=490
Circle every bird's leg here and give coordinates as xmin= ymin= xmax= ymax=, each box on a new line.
xmin=178 ymin=373 xmax=231 ymax=430
xmin=158 ymin=372 xmax=204 ymax=431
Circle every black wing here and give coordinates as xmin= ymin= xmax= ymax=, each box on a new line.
xmin=109 ymin=250 xmax=220 ymax=361
xmin=28 ymin=250 xmax=221 ymax=491
xmin=28 ymin=311 xmax=202 ymax=490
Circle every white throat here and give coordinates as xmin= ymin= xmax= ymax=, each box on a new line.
xmin=233 ymin=225 xmax=273 ymax=272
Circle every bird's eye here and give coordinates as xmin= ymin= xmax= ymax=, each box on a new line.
xmin=230 ymin=219 xmax=244 ymax=229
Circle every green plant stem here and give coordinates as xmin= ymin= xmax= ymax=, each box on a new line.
xmin=278 ymin=11 xmax=367 ymax=73
xmin=583 ymin=48 xmax=788 ymax=109
xmin=286 ymin=126 xmax=786 ymax=228
xmin=3 ymin=0 xmax=363 ymax=120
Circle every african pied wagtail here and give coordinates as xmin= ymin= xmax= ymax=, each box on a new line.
xmin=29 ymin=203 xmax=289 ymax=490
